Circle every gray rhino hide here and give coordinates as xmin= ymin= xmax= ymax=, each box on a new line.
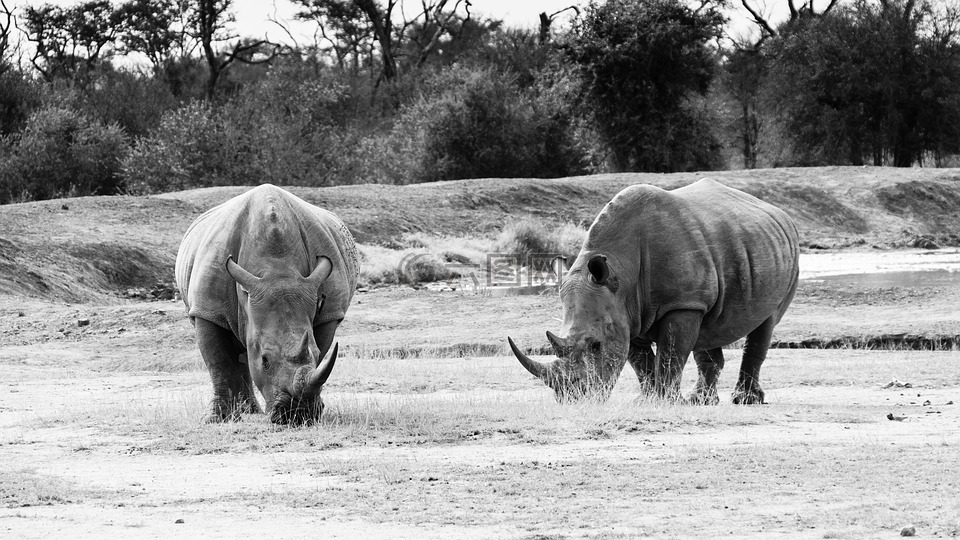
xmin=176 ymin=184 xmax=359 ymax=341
xmin=587 ymin=178 xmax=799 ymax=347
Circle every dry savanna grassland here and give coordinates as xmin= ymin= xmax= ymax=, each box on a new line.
xmin=1 ymin=167 xmax=959 ymax=538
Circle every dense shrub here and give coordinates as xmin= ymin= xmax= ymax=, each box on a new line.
xmin=124 ymin=64 xmax=357 ymax=193
xmin=0 ymin=70 xmax=42 ymax=136
xmin=122 ymin=102 xmax=232 ymax=193
xmin=0 ymin=107 xmax=129 ymax=203
xmin=359 ymin=65 xmax=593 ymax=184
xmin=79 ymin=70 xmax=180 ymax=138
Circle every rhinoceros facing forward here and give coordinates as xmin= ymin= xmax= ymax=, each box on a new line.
xmin=176 ymin=184 xmax=359 ymax=425
xmin=509 ymin=178 xmax=799 ymax=404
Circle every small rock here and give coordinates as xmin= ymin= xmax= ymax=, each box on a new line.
xmin=61 ymin=204 xmax=69 ymax=210
xmin=17 ymin=311 xmax=24 ymax=317
xmin=887 ymin=413 xmax=906 ymax=421
xmin=175 ymin=518 xmax=185 ymax=524
xmin=900 ymin=525 xmax=915 ymax=536
xmin=77 ymin=319 xmax=90 ymax=327
xmin=947 ymin=401 xmax=954 ymax=405
xmin=356 ymin=287 xmax=369 ymax=293
xmin=922 ymin=400 xmax=931 ymax=406
xmin=883 ymin=379 xmax=912 ymax=389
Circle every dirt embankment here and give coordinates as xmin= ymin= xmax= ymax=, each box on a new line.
xmin=1 ymin=166 xmax=959 ymax=301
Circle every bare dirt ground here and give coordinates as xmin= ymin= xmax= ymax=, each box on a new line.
xmin=1 ymin=167 xmax=959 ymax=538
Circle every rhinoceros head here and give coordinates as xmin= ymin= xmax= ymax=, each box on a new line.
xmin=226 ymin=255 xmax=338 ymax=425
xmin=509 ymin=253 xmax=631 ymax=402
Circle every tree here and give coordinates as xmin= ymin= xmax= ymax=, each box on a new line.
xmin=0 ymin=0 xmax=15 ymax=73
xmin=293 ymin=0 xmax=472 ymax=85
xmin=762 ymin=0 xmax=960 ymax=166
xmin=115 ymin=0 xmax=194 ymax=74
xmin=724 ymin=0 xmax=840 ymax=168
xmin=21 ymin=1 xmax=121 ymax=81
xmin=294 ymin=0 xmax=375 ymax=72
xmin=188 ymin=0 xmax=282 ymax=99
xmin=565 ymin=0 xmax=727 ymax=172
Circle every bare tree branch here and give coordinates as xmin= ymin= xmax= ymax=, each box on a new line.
xmin=415 ymin=0 xmax=471 ymax=68
xmin=740 ymin=0 xmax=778 ymax=38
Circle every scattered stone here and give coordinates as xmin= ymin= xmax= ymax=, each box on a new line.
xmin=923 ymin=400 xmax=931 ymax=406
xmin=900 ymin=525 xmax=916 ymax=536
xmin=883 ymin=379 xmax=913 ymax=389
xmin=77 ymin=318 xmax=90 ymax=327
xmin=887 ymin=413 xmax=906 ymax=421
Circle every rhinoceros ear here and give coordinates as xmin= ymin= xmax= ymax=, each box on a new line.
xmin=587 ymin=255 xmax=609 ymax=285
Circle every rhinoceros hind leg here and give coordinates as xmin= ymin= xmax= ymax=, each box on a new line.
xmin=688 ymin=348 xmax=724 ymax=405
xmin=195 ymin=318 xmax=258 ymax=422
xmin=653 ymin=310 xmax=702 ymax=401
xmin=732 ymin=316 xmax=775 ymax=405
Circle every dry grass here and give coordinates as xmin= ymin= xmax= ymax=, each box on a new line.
xmin=1 ymin=469 xmax=78 ymax=508
xmin=495 ymin=218 xmax=586 ymax=264
xmin=5 ymin=349 xmax=960 ymax=537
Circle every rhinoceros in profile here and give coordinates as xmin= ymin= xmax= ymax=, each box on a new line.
xmin=508 ymin=178 xmax=799 ymax=404
xmin=176 ymin=184 xmax=359 ymax=425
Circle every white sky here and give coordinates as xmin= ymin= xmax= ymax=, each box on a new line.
xmin=232 ymin=0 xmax=585 ymax=47
xmin=19 ymin=0 xmax=794 ymax=52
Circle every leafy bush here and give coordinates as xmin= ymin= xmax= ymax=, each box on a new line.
xmin=124 ymin=64 xmax=357 ymax=193
xmin=0 ymin=70 xmax=42 ymax=136
xmin=122 ymin=101 xmax=234 ymax=193
xmin=0 ymin=107 xmax=129 ymax=203
xmin=78 ymin=70 xmax=179 ymax=138
xmin=359 ymin=65 xmax=593 ymax=184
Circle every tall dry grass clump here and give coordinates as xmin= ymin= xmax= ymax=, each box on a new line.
xmin=495 ymin=219 xmax=586 ymax=264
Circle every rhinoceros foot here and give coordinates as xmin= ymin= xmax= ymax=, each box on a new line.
xmin=731 ymin=386 xmax=766 ymax=405
xmin=687 ymin=388 xmax=720 ymax=406
xmin=206 ymin=397 xmax=259 ymax=423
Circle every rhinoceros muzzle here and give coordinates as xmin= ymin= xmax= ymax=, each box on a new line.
xmin=508 ymin=335 xmax=613 ymax=402
xmin=269 ymin=343 xmax=338 ymax=426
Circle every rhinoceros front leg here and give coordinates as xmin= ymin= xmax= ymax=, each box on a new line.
xmin=653 ymin=310 xmax=701 ymax=401
xmin=626 ymin=339 xmax=656 ymax=395
xmin=195 ymin=318 xmax=260 ymax=422
xmin=732 ymin=315 xmax=775 ymax=405
xmin=313 ymin=320 xmax=339 ymax=362
xmin=688 ymin=348 xmax=724 ymax=405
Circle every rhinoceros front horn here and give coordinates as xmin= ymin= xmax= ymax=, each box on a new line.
xmin=291 ymin=343 xmax=338 ymax=399
xmin=226 ymin=255 xmax=261 ymax=290
xmin=508 ymin=336 xmax=552 ymax=380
